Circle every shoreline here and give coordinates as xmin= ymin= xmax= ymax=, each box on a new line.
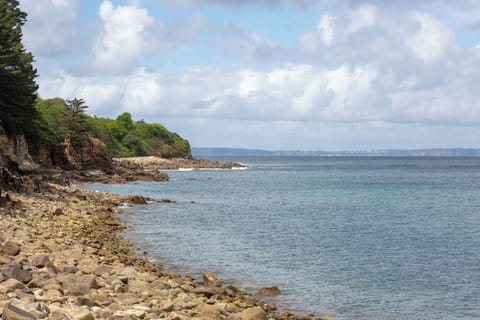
xmin=0 ymin=157 xmax=331 ymax=320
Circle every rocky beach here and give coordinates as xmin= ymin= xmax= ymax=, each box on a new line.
xmin=0 ymin=157 xmax=330 ymax=320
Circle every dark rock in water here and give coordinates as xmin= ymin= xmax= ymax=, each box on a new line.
xmin=2 ymin=303 xmax=36 ymax=320
xmin=0 ymin=241 xmax=21 ymax=256
xmin=130 ymin=195 xmax=146 ymax=204
xmin=257 ymin=285 xmax=281 ymax=296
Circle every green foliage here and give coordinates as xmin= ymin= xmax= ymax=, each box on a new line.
xmin=85 ymin=112 xmax=191 ymax=158
xmin=0 ymin=0 xmax=38 ymax=136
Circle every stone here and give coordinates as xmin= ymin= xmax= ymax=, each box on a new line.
xmin=0 ymin=256 xmax=11 ymax=264
xmin=61 ymin=275 xmax=98 ymax=296
xmin=53 ymin=208 xmax=64 ymax=216
xmin=67 ymin=307 xmax=94 ymax=320
xmin=1 ymin=303 xmax=36 ymax=320
xmin=0 ymin=241 xmax=20 ymax=256
xmin=50 ymin=310 xmax=72 ymax=320
xmin=31 ymin=254 xmax=51 ymax=268
xmin=236 ymin=306 xmax=267 ymax=320
xmin=197 ymin=304 xmax=223 ymax=320
xmin=202 ymin=271 xmax=220 ymax=283
xmin=0 ymin=265 xmax=32 ymax=284
xmin=256 ymin=285 xmax=281 ymax=296
xmin=0 ymin=278 xmax=25 ymax=292
xmin=130 ymin=195 xmax=147 ymax=204
xmin=93 ymin=265 xmax=109 ymax=276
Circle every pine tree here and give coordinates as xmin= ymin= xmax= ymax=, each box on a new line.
xmin=66 ymin=98 xmax=89 ymax=146
xmin=0 ymin=0 xmax=38 ymax=136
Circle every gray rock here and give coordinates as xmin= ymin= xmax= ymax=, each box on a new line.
xmin=0 ymin=264 xmax=32 ymax=284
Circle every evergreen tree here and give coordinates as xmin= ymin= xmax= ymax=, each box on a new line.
xmin=0 ymin=0 xmax=38 ymax=136
xmin=66 ymin=98 xmax=88 ymax=145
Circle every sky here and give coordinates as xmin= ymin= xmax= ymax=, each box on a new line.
xmin=18 ymin=0 xmax=480 ymax=151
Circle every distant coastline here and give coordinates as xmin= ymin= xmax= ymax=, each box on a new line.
xmin=192 ymin=147 xmax=480 ymax=157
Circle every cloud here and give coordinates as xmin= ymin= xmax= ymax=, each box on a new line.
xmin=218 ymin=26 xmax=279 ymax=63
xmin=406 ymin=12 xmax=454 ymax=63
xmin=346 ymin=4 xmax=378 ymax=34
xmin=92 ymin=0 xmax=162 ymax=73
xmin=20 ymin=0 xmax=78 ymax=55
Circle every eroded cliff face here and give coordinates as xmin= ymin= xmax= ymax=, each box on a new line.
xmin=34 ymin=136 xmax=112 ymax=172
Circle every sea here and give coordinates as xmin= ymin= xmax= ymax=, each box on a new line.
xmin=82 ymin=157 xmax=480 ymax=320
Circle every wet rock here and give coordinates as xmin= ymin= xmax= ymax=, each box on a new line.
xmin=236 ymin=306 xmax=267 ymax=320
xmin=256 ymin=285 xmax=281 ymax=296
xmin=202 ymin=271 xmax=220 ymax=283
xmin=129 ymin=195 xmax=147 ymax=204
xmin=0 ymin=241 xmax=21 ymax=256
xmin=1 ymin=302 xmax=36 ymax=320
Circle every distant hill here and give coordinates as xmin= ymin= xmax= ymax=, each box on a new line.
xmin=192 ymin=147 xmax=480 ymax=157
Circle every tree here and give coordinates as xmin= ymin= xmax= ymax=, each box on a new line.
xmin=66 ymin=98 xmax=89 ymax=145
xmin=0 ymin=0 xmax=38 ymax=136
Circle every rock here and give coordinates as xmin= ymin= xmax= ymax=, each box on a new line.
xmin=67 ymin=307 xmax=94 ymax=320
xmin=0 ymin=241 xmax=21 ymax=256
xmin=93 ymin=264 xmax=109 ymax=276
xmin=50 ymin=310 xmax=72 ymax=320
xmin=53 ymin=208 xmax=64 ymax=216
xmin=190 ymin=286 xmax=227 ymax=298
xmin=202 ymin=271 xmax=220 ymax=283
xmin=236 ymin=306 xmax=267 ymax=320
xmin=0 ymin=256 xmax=11 ymax=264
xmin=0 ymin=265 xmax=32 ymax=284
xmin=0 ymin=278 xmax=25 ymax=292
xmin=1 ymin=303 xmax=36 ymax=320
xmin=197 ymin=304 xmax=223 ymax=320
xmin=61 ymin=275 xmax=98 ymax=296
xmin=130 ymin=195 xmax=147 ymax=204
xmin=256 ymin=285 xmax=281 ymax=296
xmin=31 ymin=254 xmax=51 ymax=268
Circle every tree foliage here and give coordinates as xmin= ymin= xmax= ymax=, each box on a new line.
xmin=34 ymin=98 xmax=191 ymax=158
xmin=0 ymin=0 xmax=38 ymax=136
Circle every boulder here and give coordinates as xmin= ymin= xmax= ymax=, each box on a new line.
xmin=0 ymin=241 xmax=20 ymax=256
xmin=130 ymin=195 xmax=147 ymax=204
xmin=53 ymin=208 xmax=64 ymax=216
xmin=256 ymin=285 xmax=281 ymax=296
xmin=236 ymin=307 xmax=267 ymax=320
xmin=1 ymin=303 xmax=36 ymax=320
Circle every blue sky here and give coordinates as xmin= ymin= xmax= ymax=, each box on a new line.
xmin=19 ymin=0 xmax=480 ymax=151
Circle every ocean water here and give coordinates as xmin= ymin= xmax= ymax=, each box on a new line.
xmin=83 ymin=157 xmax=480 ymax=320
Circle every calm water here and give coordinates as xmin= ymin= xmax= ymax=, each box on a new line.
xmin=83 ymin=157 xmax=480 ymax=320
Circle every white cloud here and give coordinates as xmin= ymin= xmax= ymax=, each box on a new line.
xmin=20 ymin=0 xmax=78 ymax=55
xmin=317 ymin=13 xmax=336 ymax=46
xmin=346 ymin=4 xmax=378 ymax=34
xmin=406 ymin=12 xmax=454 ymax=63
xmin=92 ymin=0 xmax=161 ymax=72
